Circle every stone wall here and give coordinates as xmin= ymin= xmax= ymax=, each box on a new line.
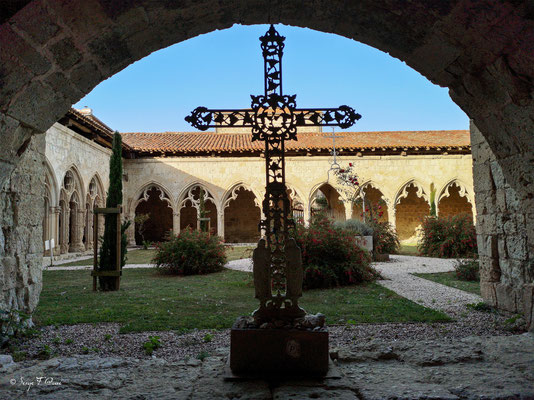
xmin=471 ymin=123 xmax=534 ymax=330
xmin=0 ymin=134 xmax=45 ymax=314
xmin=123 ymin=153 xmax=475 ymax=243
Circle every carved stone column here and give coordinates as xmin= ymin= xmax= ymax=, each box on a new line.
xmin=343 ymin=202 xmax=352 ymax=221
xmin=61 ymin=207 xmax=70 ymax=254
xmin=303 ymin=203 xmax=311 ymax=227
xmin=50 ymin=206 xmax=61 ymax=254
xmin=387 ymin=202 xmax=396 ymax=230
xmin=127 ymin=212 xmax=136 ymax=246
xmin=69 ymin=209 xmax=86 ymax=252
xmin=172 ymin=212 xmax=180 ymax=237
xmin=217 ymin=210 xmax=225 ymax=240
xmin=85 ymin=208 xmax=93 ymax=250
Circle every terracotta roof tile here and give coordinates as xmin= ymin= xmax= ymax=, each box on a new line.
xmin=121 ymin=130 xmax=470 ymax=154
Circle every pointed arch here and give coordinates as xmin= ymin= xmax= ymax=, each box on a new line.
xmin=132 ymin=181 xmax=175 ymax=214
xmin=352 ymin=180 xmax=389 ymax=222
xmin=177 ymin=182 xmax=218 ymax=236
xmin=62 ymin=164 xmax=85 ymax=202
xmin=394 ymin=179 xmax=429 ymax=205
xmin=394 ymin=179 xmax=430 ymax=243
xmin=437 ymin=179 xmax=474 ymax=221
xmin=437 ymin=178 xmax=473 ymax=205
xmin=222 ymin=182 xmax=261 ymax=243
xmin=308 ymin=181 xmax=345 ymax=222
xmin=222 ymin=182 xmax=261 ymax=210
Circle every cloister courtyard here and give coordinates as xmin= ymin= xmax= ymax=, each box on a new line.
xmin=1 ymin=1 xmax=534 ymax=399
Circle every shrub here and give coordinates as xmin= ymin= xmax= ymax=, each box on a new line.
xmin=454 ymin=259 xmax=479 ymax=281
xmin=292 ymin=214 xmax=377 ymax=290
xmin=369 ymin=219 xmax=399 ymax=256
xmin=153 ymin=228 xmax=227 ymax=275
xmin=418 ymin=214 xmax=477 ymax=258
xmin=333 ymin=219 xmax=374 ymax=236
xmin=360 ymin=202 xmax=399 ymax=256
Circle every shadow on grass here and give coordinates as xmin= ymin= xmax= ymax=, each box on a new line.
xmin=35 ymin=268 xmax=451 ymax=333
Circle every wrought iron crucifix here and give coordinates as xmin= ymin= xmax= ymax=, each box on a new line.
xmin=186 ymin=25 xmax=361 ymax=322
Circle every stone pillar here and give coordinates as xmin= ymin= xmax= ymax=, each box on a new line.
xmin=217 ymin=209 xmax=225 ymax=240
xmin=62 ymin=206 xmax=70 ymax=254
xmin=69 ymin=209 xmax=86 ymax=252
xmin=85 ymin=208 xmax=93 ymax=250
xmin=343 ymin=202 xmax=352 ymax=221
xmin=387 ymin=202 xmax=396 ymax=230
xmin=471 ymin=122 xmax=533 ymax=330
xmin=51 ymin=206 xmax=61 ymax=254
xmin=303 ymin=202 xmax=311 ymax=227
xmin=127 ymin=212 xmax=136 ymax=246
xmin=172 ymin=211 xmax=180 ymax=237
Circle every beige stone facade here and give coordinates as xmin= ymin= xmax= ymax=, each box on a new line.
xmin=43 ymin=123 xmax=110 ymax=256
xmin=123 ymin=152 xmax=475 ymax=245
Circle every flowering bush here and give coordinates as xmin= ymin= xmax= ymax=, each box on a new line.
xmin=364 ymin=203 xmax=399 ymax=256
xmin=153 ymin=228 xmax=227 ymax=275
xmin=454 ymin=259 xmax=479 ymax=281
xmin=334 ymin=162 xmax=359 ymax=201
xmin=292 ymin=214 xmax=377 ymax=290
xmin=418 ymin=214 xmax=477 ymax=258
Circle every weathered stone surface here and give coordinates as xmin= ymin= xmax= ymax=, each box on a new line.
xmin=471 ymin=123 xmax=533 ymax=329
xmin=0 ymin=133 xmax=45 ymax=313
xmin=1 ymin=334 xmax=533 ymax=399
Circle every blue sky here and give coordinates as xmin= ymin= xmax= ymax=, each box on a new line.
xmin=74 ymin=24 xmax=468 ymax=133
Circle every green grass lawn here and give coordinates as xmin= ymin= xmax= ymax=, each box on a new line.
xmin=57 ymin=246 xmax=255 ymax=267
xmin=34 ymin=268 xmax=450 ymax=333
xmin=398 ymin=244 xmax=419 ymax=256
xmin=413 ymin=271 xmax=480 ymax=295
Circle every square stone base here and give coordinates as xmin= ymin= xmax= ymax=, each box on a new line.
xmin=229 ymin=328 xmax=329 ymax=377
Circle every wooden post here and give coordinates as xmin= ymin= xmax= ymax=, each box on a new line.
xmin=116 ymin=208 xmax=121 ymax=290
xmin=91 ymin=206 xmax=123 ymax=291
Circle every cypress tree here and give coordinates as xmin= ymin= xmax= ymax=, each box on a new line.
xmin=98 ymin=131 xmax=130 ymax=291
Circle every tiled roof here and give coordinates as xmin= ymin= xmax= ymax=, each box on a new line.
xmin=65 ymin=108 xmax=134 ymax=151
xmin=121 ymin=130 xmax=470 ymax=154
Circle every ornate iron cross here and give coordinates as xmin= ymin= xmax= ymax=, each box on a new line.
xmin=186 ymin=25 xmax=361 ymax=322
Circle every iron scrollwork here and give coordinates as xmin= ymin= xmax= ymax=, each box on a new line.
xmin=185 ymin=25 xmax=362 ymax=322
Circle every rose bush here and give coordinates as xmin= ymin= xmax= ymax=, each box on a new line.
xmin=418 ymin=214 xmax=477 ymax=258
xmin=292 ymin=214 xmax=378 ymax=290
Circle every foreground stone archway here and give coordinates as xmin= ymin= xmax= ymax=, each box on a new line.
xmin=0 ymin=1 xmax=533 ymax=327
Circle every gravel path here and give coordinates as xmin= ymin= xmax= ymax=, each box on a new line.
xmin=374 ymin=255 xmax=482 ymax=317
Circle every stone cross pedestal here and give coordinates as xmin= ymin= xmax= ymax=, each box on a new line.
xmin=186 ymin=25 xmax=361 ymax=377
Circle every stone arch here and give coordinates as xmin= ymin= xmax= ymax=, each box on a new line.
xmin=178 ymin=183 xmax=218 ymax=236
xmin=437 ymin=179 xmax=474 ymax=221
xmin=133 ymin=183 xmax=174 ymax=243
xmin=395 ymin=180 xmax=430 ymax=243
xmin=352 ymin=181 xmax=389 ymax=223
xmin=309 ymin=182 xmax=345 ymax=222
xmin=67 ymin=190 xmax=84 ymax=253
xmin=57 ymin=166 xmax=85 ymax=253
xmin=62 ymin=165 xmax=85 ymax=202
xmin=83 ymin=173 xmax=106 ymax=250
xmin=1 ymin=1 xmax=532 ymax=207
xmin=1 ymin=1 xmax=534 ymax=323
xmin=222 ymin=183 xmax=261 ymax=243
